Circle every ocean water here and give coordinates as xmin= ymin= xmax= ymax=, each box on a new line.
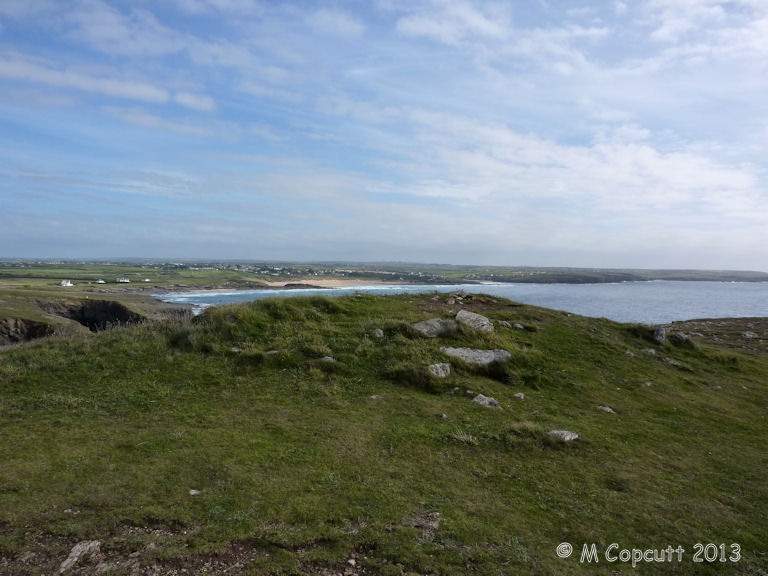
xmin=154 ymin=281 xmax=768 ymax=324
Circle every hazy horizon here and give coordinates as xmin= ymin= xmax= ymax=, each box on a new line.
xmin=2 ymin=1 xmax=767 ymax=269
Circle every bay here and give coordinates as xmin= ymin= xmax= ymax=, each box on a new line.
xmin=155 ymin=280 xmax=768 ymax=324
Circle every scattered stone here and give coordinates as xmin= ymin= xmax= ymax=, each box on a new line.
xmin=371 ymin=328 xmax=384 ymax=339
xmin=663 ymin=357 xmax=692 ymax=371
xmin=411 ymin=318 xmax=459 ymax=338
xmin=742 ymin=331 xmax=758 ymax=339
xmin=264 ymin=350 xmax=280 ymax=356
xmin=689 ymin=332 xmax=704 ymax=337
xmin=456 ymin=309 xmax=494 ymax=331
xmin=513 ymin=323 xmax=525 ymax=330
xmin=189 ymin=489 xmax=201 ymax=496
xmin=669 ymin=333 xmax=689 ymax=345
xmin=369 ymin=394 xmax=382 ymax=400
xmin=463 ymin=389 xmax=475 ymax=397
xmin=653 ymin=327 xmax=666 ymax=343
xmin=624 ymin=349 xmax=635 ymax=357
xmin=320 ymin=356 xmax=336 ymax=362
xmin=497 ymin=320 xmax=512 ymax=328
xmin=446 ymin=298 xmax=455 ymax=305
xmin=437 ymin=413 xmax=448 ymax=419
xmin=472 ymin=394 xmax=501 ymax=408
xmin=643 ymin=382 xmax=653 ymax=387
xmin=641 ymin=348 xmax=656 ymax=355
xmin=439 ymin=347 xmax=511 ymax=366
xmin=596 ymin=405 xmax=615 ymax=414
xmin=18 ymin=551 xmax=36 ymax=563
xmin=513 ymin=392 xmax=525 ymax=400
xmin=427 ymin=362 xmax=451 ymax=378
xmin=713 ymin=385 xmax=722 ymax=390
xmin=230 ymin=346 xmax=242 ymax=353
xmin=58 ymin=540 xmax=101 ymax=574
xmin=347 ymin=558 xmax=357 ymax=567
xmin=547 ymin=430 xmax=579 ymax=442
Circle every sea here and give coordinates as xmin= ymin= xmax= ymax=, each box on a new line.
xmin=154 ymin=280 xmax=768 ymax=324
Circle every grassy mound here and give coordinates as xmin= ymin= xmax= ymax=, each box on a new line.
xmin=1 ymin=293 xmax=766 ymax=575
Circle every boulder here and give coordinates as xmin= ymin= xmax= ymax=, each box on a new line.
xmin=669 ymin=333 xmax=689 ymax=345
xmin=653 ymin=327 xmax=666 ymax=343
xmin=547 ymin=430 xmax=579 ymax=442
xmin=456 ymin=309 xmax=493 ymax=332
xmin=411 ymin=318 xmax=459 ymax=338
xmin=427 ymin=363 xmax=451 ymax=378
xmin=439 ymin=347 xmax=511 ymax=366
xmin=371 ymin=328 xmax=384 ymax=339
xmin=472 ymin=394 xmax=500 ymax=407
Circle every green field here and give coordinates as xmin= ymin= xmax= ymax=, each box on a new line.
xmin=1 ymin=290 xmax=766 ymax=575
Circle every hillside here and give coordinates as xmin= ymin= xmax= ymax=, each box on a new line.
xmin=1 ymin=292 xmax=766 ymax=575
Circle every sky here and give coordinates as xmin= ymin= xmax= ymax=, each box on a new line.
xmin=0 ymin=0 xmax=767 ymax=269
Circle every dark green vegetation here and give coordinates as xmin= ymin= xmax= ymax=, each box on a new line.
xmin=1 ymin=292 xmax=767 ymax=575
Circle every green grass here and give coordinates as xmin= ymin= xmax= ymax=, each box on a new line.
xmin=1 ymin=293 xmax=767 ymax=574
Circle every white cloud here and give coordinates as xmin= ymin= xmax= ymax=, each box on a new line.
xmin=307 ymin=8 xmax=365 ymax=38
xmin=174 ymin=91 xmax=216 ymax=111
xmin=396 ymin=0 xmax=509 ymax=45
xmin=102 ymin=106 xmax=210 ymax=136
xmin=0 ymin=52 xmax=169 ymax=103
xmin=68 ymin=0 xmax=184 ymax=57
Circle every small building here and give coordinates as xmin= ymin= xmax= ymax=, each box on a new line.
xmin=60 ymin=280 xmax=73 ymax=287
xmin=116 ymin=278 xmax=131 ymax=283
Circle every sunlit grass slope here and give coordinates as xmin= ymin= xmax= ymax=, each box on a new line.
xmin=1 ymin=293 xmax=766 ymax=575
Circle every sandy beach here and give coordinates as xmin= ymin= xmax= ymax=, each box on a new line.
xmin=263 ymin=278 xmax=400 ymax=288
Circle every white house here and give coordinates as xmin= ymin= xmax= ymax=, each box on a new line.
xmin=60 ymin=280 xmax=73 ymax=287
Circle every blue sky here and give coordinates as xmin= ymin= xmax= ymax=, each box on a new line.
xmin=1 ymin=0 xmax=767 ymax=269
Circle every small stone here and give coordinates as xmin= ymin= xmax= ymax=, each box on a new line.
xmin=320 ymin=356 xmax=336 ymax=362
xmin=596 ymin=405 xmax=615 ymax=414
xmin=437 ymin=413 xmax=448 ymax=419
xmin=189 ymin=489 xmax=201 ymax=496
xmin=653 ymin=327 xmax=666 ymax=343
xmin=347 ymin=558 xmax=357 ymax=567
xmin=624 ymin=349 xmax=635 ymax=357
xmin=427 ymin=362 xmax=451 ymax=378
xmin=513 ymin=323 xmax=525 ymax=330
xmin=230 ymin=346 xmax=242 ymax=353
xmin=450 ymin=387 xmax=460 ymax=395
xmin=472 ymin=394 xmax=500 ymax=408
xmin=369 ymin=394 xmax=382 ymax=400
xmin=547 ymin=430 xmax=579 ymax=442
xmin=371 ymin=328 xmax=384 ymax=338
xmin=497 ymin=320 xmax=512 ymax=328
xmin=463 ymin=389 xmax=475 ymax=397
xmin=641 ymin=348 xmax=656 ymax=355
xmin=742 ymin=331 xmax=758 ymax=339
xmin=643 ymin=381 xmax=652 ymax=387
xmin=513 ymin=392 xmax=525 ymax=400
